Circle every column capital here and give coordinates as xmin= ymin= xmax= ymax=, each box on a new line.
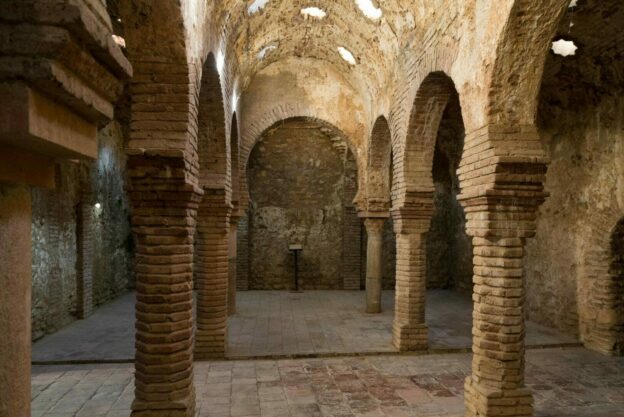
xmin=362 ymin=217 xmax=387 ymax=235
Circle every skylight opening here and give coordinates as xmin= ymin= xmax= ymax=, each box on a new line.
xmin=248 ymin=0 xmax=269 ymax=15
xmin=355 ymin=0 xmax=382 ymax=20
xmin=257 ymin=42 xmax=278 ymax=60
xmin=337 ymin=47 xmax=356 ymax=65
xmin=552 ymin=39 xmax=578 ymax=57
xmin=569 ymin=0 xmax=578 ymax=8
xmin=301 ymin=7 xmax=327 ymax=19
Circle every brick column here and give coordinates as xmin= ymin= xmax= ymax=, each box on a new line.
xmin=194 ymin=189 xmax=231 ymax=359
xmin=391 ymin=199 xmax=433 ymax=351
xmin=362 ymin=216 xmax=387 ymax=313
xmin=228 ymin=214 xmax=240 ymax=316
xmin=0 ymin=185 xmax=32 ymax=417
xmin=458 ymin=125 xmax=548 ymax=417
xmin=461 ymin=207 xmax=538 ymax=417
xmin=128 ymin=163 xmax=202 ymax=417
xmin=236 ymin=214 xmax=250 ymax=291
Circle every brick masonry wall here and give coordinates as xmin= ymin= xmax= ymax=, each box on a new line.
xmin=31 ymin=121 xmax=134 ymax=341
xmin=247 ymin=119 xmax=359 ymax=290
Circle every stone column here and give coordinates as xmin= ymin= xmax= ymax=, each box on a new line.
xmin=0 ymin=185 xmax=31 ymax=417
xmin=194 ymin=189 xmax=231 ymax=359
xmin=457 ymin=126 xmax=548 ymax=417
xmin=129 ymin=172 xmax=202 ymax=417
xmin=228 ymin=215 xmax=239 ymax=316
xmin=391 ymin=203 xmax=433 ymax=351
xmin=462 ymin=214 xmax=535 ymax=417
xmin=363 ymin=218 xmax=386 ymax=313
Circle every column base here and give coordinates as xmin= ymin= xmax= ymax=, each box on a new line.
xmin=132 ymin=393 xmax=196 ymax=417
xmin=392 ymin=322 xmax=427 ymax=351
xmin=464 ymin=377 xmax=533 ymax=417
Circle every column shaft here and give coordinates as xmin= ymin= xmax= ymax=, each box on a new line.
xmin=130 ymin=181 xmax=201 ymax=417
xmin=392 ymin=213 xmax=430 ymax=351
xmin=0 ymin=185 xmax=31 ymax=417
xmin=194 ymin=191 xmax=231 ymax=359
xmin=364 ymin=218 xmax=385 ymax=313
xmin=228 ymin=217 xmax=238 ymax=316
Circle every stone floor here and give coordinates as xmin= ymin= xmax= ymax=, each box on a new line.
xmin=31 ymin=347 xmax=624 ymax=417
xmin=32 ymin=290 xmax=579 ymax=362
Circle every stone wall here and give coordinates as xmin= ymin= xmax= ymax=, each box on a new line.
xmin=525 ymin=3 xmax=624 ymax=338
xmin=247 ymin=119 xmax=359 ymax=290
xmin=31 ymin=121 xmax=133 ymax=340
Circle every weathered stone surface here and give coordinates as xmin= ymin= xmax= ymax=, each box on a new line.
xmin=246 ymin=118 xmax=359 ymax=290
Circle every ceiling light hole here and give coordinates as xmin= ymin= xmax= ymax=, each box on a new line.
xmin=248 ymin=0 xmax=270 ymax=15
xmin=552 ymin=39 xmax=578 ymax=57
xmin=337 ymin=47 xmax=356 ymax=65
xmin=301 ymin=7 xmax=327 ymax=19
xmin=569 ymin=0 xmax=578 ymax=8
xmin=355 ymin=0 xmax=382 ymax=20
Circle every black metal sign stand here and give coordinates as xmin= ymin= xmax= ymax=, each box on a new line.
xmin=289 ymin=244 xmax=303 ymax=292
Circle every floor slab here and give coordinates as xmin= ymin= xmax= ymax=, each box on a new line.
xmin=31 ymin=347 xmax=624 ymax=417
xmin=32 ymin=289 xmax=580 ymax=362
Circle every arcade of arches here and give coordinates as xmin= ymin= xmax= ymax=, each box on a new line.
xmin=1 ymin=1 xmax=623 ymax=417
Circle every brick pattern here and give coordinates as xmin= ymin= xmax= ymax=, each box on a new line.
xmin=342 ymin=205 xmax=362 ymax=290
xmin=194 ymin=190 xmax=231 ymax=360
xmin=228 ymin=216 xmax=239 ymax=315
xmin=457 ymin=125 xmax=549 ymax=417
xmin=391 ymin=211 xmax=432 ymax=351
xmin=75 ymin=187 xmax=94 ymax=319
xmin=127 ymin=156 xmax=202 ymax=417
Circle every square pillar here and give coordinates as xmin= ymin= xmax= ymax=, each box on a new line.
xmin=0 ymin=185 xmax=32 ymax=417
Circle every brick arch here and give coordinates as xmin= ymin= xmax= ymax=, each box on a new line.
xmin=239 ymin=104 xmax=362 ymax=210
xmin=119 ymin=0 xmax=199 ymax=175
xmin=396 ymin=72 xmax=459 ymax=209
xmin=487 ymin=0 xmax=569 ymax=126
xmin=365 ymin=116 xmax=392 ymax=212
xmin=198 ymin=53 xmax=230 ymax=198
xmin=387 ymin=43 xmax=460 ymax=208
xmin=578 ymin=210 xmax=624 ymax=355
